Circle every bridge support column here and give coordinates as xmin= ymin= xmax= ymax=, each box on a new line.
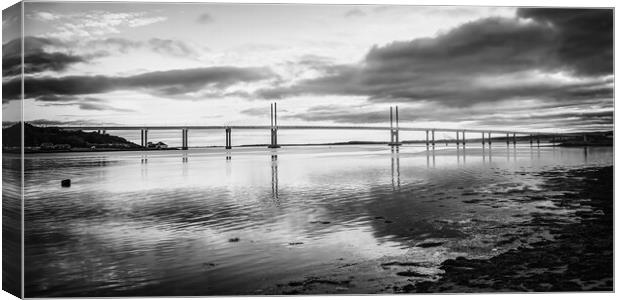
xmin=530 ymin=134 xmax=533 ymax=146
xmin=225 ymin=128 xmax=232 ymax=149
xmin=141 ymin=129 xmax=148 ymax=148
xmin=388 ymin=106 xmax=401 ymax=146
xmin=431 ymin=130 xmax=435 ymax=146
xmin=583 ymin=134 xmax=588 ymax=143
xmin=462 ymin=131 xmax=466 ymax=146
xmin=455 ymin=131 xmax=459 ymax=145
xmin=268 ymin=103 xmax=281 ymax=148
xmin=102 ymin=130 xmax=106 ymax=135
xmin=537 ymin=136 xmax=540 ymax=147
xmin=481 ymin=132 xmax=485 ymax=145
xmin=181 ymin=129 xmax=188 ymax=150
xmin=506 ymin=133 xmax=510 ymax=145
xmin=513 ymin=133 xmax=516 ymax=145
xmin=425 ymin=130 xmax=429 ymax=147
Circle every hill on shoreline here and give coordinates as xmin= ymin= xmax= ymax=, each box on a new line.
xmin=2 ymin=123 xmax=140 ymax=149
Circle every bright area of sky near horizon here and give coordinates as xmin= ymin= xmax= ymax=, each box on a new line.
xmin=1 ymin=2 xmax=613 ymax=135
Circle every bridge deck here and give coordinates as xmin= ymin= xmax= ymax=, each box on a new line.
xmin=56 ymin=125 xmax=560 ymax=136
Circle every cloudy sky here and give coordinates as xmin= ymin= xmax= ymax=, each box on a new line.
xmin=2 ymin=2 xmax=613 ymax=133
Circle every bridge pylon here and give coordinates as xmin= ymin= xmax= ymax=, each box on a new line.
xmin=268 ymin=102 xmax=281 ymax=148
xmin=388 ymin=106 xmax=402 ymax=146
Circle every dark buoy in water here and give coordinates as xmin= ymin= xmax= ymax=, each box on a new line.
xmin=61 ymin=179 xmax=71 ymax=187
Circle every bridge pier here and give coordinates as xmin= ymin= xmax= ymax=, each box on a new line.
xmin=388 ymin=106 xmax=401 ymax=146
xmin=140 ymin=129 xmax=148 ymax=147
xmin=425 ymin=130 xmax=429 ymax=147
xmin=268 ymin=103 xmax=281 ymax=148
xmin=431 ymin=130 xmax=435 ymax=146
xmin=462 ymin=130 xmax=466 ymax=146
xmin=181 ymin=129 xmax=188 ymax=150
xmin=225 ymin=128 xmax=232 ymax=149
xmin=455 ymin=131 xmax=459 ymax=145
xmin=487 ymin=132 xmax=492 ymax=145
xmin=529 ymin=134 xmax=533 ymax=146
xmin=506 ymin=133 xmax=509 ymax=145
xmin=583 ymin=134 xmax=588 ymax=143
xmin=513 ymin=133 xmax=516 ymax=145
xmin=537 ymin=136 xmax=540 ymax=147
xmin=481 ymin=132 xmax=485 ymax=145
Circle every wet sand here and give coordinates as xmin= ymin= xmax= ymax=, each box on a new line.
xmin=270 ymin=166 xmax=613 ymax=294
xmin=410 ymin=166 xmax=613 ymax=293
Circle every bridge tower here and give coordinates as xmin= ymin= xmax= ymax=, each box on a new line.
xmin=268 ymin=102 xmax=281 ymax=148
xmin=388 ymin=106 xmax=402 ymax=146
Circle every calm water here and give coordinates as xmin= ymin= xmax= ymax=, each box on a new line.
xmin=13 ymin=144 xmax=612 ymax=296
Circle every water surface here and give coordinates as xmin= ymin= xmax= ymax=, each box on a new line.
xmin=18 ymin=144 xmax=612 ymax=296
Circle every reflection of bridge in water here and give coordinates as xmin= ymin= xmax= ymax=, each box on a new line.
xmin=136 ymin=143 xmax=587 ymax=202
xmin=264 ymin=144 xmax=554 ymax=197
xmin=57 ymin=103 xmax=586 ymax=150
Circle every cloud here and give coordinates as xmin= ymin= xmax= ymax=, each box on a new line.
xmin=344 ymin=9 xmax=366 ymax=18
xmin=196 ymin=13 xmax=214 ymax=24
xmin=255 ymin=9 xmax=612 ymax=108
xmin=240 ymin=107 xmax=270 ymax=117
xmin=28 ymin=10 xmax=167 ymax=40
xmin=281 ymin=101 xmax=613 ymax=132
xmin=3 ymin=66 xmax=276 ymax=101
xmin=517 ymin=8 xmax=613 ymax=76
xmin=84 ymin=37 xmax=142 ymax=53
xmin=81 ymin=37 xmax=202 ymax=57
xmin=2 ymin=36 xmax=89 ymax=76
xmin=39 ymin=96 xmax=135 ymax=112
xmin=2 ymin=34 xmax=207 ymax=80
xmin=19 ymin=119 xmax=120 ymax=126
xmin=147 ymin=38 xmax=198 ymax=57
